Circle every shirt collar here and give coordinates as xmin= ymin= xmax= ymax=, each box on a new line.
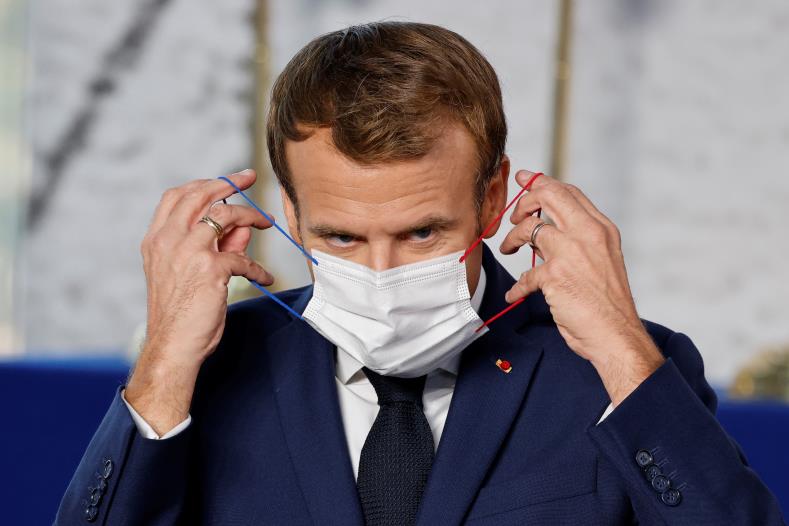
xmin=335 ymin=265 xmax=487 ymax=384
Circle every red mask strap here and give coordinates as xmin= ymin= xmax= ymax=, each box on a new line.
xmin=459 ymin=172 xmax=544 ymax=263
xmin=460 ymin=171 xmax=544 ymax=332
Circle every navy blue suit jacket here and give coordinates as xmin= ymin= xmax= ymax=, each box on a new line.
xmin=56 ymin=244 xmax=785 ymax=525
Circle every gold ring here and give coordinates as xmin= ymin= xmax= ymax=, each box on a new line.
xmin=529 ymin=221 xmax=548 ymax=249
xmin=199 ymin=215 xmax=224 ymax=240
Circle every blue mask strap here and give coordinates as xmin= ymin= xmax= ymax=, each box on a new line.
xmin=217 ymin=176 xmax=317 ymax=265
xmin=245 ymin=279 xmax=305 ymax=320
xmin=217 ymin=175 xmax=317 ymax=320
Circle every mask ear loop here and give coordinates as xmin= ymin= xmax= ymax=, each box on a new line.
xmin=458 ymin=172 xmax=544 ymax=333
xmin=216 ymin=176 xmax=317 ymax=320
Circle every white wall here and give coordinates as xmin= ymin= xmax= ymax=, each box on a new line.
xmin=22 ymin=0 xmax=256 ymax=353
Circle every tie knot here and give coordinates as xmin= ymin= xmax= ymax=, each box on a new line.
xmin=362 ymin=367 xmax=427 ymax=407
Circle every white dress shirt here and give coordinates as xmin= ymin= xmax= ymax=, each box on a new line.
xmin=122 ymin=266 xmax=614 ymax=474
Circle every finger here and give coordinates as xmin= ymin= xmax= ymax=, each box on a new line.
xmin=508 ymin=176 xmax=551 ymax=223
xmin=522 ymin=221 xmax=556 ymax=259
xmin=504 ymin=264 xmax=548 ymax=303
xmin=510 ymin=173 xmax=587 ymax=230
xmin=218 ymin=225 xmax=252 ymax=253
xmin=514 ymin=169 xmax=545 ymax=190
xmin=149 ymin=170 xmax=255 ymax=235
xmin=504 ymin=169 xmax=544 ymax=222
xmin=148 ymin=185 xmax=201 ymax=235
xmin=167 ymin=169 xmax=257 ymax=229
xmin=500 ymin=215 xmax=559 ymax=256
xmin=217 ymin=252 xmax=274 ymax=286
xmin=191 ymin=203 xmax=274 ymax=245
xmin=515 ymin=169 xmax=555 ymax=189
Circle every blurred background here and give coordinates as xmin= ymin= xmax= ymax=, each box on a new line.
xmin=1 ymin=0 xmax=787 ymax=522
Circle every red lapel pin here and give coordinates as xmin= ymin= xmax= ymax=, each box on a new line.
xmin=496 ymin=358 xmax=513 ymax=373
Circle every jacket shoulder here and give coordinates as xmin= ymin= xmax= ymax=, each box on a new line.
xmin=194 ymin=285 xmax=310 ymax=392
xmin=225 ymin=285 xmax=309 ymax=332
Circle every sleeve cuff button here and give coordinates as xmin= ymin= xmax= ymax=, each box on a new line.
xmin=635 ymin=449 xmax=653 ymax=467
xmin=88 ymin=490 xmax=101 ymax=506
xmin=644 ymin=464 xmax=662 ymax=481
xmin=84 ymin=505 xmax=98 ymax=522
xmin=101 ymin=458 xmax=114 ymax=479
xmin=661 ymin=488 xmax=682 ymax=507
xmin=651 ymin=474 xmax=670 ymax=492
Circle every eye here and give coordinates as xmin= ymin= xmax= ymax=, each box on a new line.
xmin=327 ymin=234 xmax=356 ymax=247
xmin=409 ymin=227 xmax=434 ymax=241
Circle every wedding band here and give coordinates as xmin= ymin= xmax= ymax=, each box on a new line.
xmin=529 ymin=221 xmax=548 ymax=249
xmin=199 ymin=215 xmax=224 ymax=240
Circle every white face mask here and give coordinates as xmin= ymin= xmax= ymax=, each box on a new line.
xmin=303 ymin=248 xmax=488 ymax=378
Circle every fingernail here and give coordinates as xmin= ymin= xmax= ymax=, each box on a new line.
xmin=237 ymin=168 xmax=253 ymax=175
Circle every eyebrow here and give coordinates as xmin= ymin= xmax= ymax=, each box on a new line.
xmin=308 ymin=215 xmax=460 ymax=238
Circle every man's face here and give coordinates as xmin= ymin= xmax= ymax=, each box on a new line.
xmin=281 ymin=121 xmax=508 ymax=297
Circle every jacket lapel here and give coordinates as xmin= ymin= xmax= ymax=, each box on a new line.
xmin=265 ymin=289 xmax=365 ymax=525
xmin=416 ymin=244 xmax=551 ymax=525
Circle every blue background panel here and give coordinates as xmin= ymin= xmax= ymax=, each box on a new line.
xmin=0 ymin=358 xmax=786 ymax=525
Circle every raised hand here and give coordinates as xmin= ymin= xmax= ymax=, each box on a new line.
xmin=125 ymin=169 xmax=274 ymax=434
xmin=501 ymin=170 xmax=665 ymax=406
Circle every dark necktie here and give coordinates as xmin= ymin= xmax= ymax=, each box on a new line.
xmin=356 ymin=367 xmax=435 ymax=526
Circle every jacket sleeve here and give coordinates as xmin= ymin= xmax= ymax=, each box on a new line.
xmin=586 ymin=330 xmax=786 ymax=525
xmin=53 ymin=384 xmax=194 ymax=525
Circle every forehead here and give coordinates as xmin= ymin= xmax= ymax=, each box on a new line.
xmin=284 ymin=122 xmax=479 ymax=224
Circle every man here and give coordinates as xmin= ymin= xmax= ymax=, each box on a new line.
xmin=56 ymin=21 xmax=784 ymax=525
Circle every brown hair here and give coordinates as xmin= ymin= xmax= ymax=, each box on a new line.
xmin=266 ymin=21 xmax=507 ymax=213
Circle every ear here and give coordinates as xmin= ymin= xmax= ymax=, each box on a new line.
xmin=479 ymin=154 xmax=510 ymax=238
xmin=279 ymin=187 xmax=303 ymax=244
